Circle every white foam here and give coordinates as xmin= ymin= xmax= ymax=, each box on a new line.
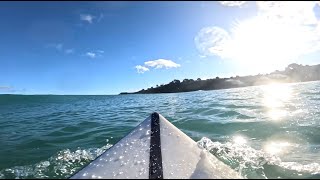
xmin=0 ymin=143 xmax=113 ymax=179
xmin=197 ymin=137 xmax=320 ymax=178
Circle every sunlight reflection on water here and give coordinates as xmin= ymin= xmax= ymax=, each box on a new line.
xmin=264 ymin=141 xmax=292 ymax=155
xmin=261 ymin=83 xmax=293 ymax=121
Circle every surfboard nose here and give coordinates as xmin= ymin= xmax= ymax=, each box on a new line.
xmin=70 ymin=113 xmax=243 ymax=179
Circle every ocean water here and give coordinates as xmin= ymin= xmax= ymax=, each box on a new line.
xmin=0 ymin=81 xmax=320 ymax=179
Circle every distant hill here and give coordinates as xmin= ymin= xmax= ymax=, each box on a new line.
xmin=119 ymin=63 xmax=320 ymax=95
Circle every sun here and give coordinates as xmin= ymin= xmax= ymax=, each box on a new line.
xmin=195 ymin=2 xmax=320 ymax=75
xmin=225 ymin=15 xmax=301 ymax=74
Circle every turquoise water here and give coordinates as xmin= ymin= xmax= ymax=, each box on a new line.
xmin=0 ymin=81 xmax=320 ymax=179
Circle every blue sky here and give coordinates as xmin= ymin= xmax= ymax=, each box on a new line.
xmin=0 ymin=1 xmax=320 ymax=95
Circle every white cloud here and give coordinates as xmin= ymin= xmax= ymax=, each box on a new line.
xmin=195 ymin=1 xmax=320 ymax=68
xmin=84 ymin=50 xmax=104 ymax=58
xmin=135 ymin=65 xmax=149 ymax=74
xmin=219 ymin=1 xmax=247 ymax=7
xmin=144 ymin=59 xmax=181 ymax=69
xmin=80 ymin=14 xmax=95 ymax=24
xmin=134 ymin=59 xmax=180 ymax=74
xmin=65 ymin=49 xmax=74 ymax=54
xmin=86 ymin=52 xmax=96 ymax=58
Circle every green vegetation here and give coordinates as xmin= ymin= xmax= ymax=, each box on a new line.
xmin=120 ymin=63 xmax=320 ymax=94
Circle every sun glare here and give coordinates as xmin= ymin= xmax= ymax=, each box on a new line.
xmin=261 ymin=83 xmax=292 ymax=121
xmin=195 ymin=2 xmax=320 ymax=75
xmin=226 ymin=16 xmax=300 ymax=73
xmin=233 ymin=135 xmax=247 ymax=145
xmin=264 ymin=141 xmax=292 ymax=155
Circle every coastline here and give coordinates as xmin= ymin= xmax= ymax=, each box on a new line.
xmin=120 ymin=63 xmax=320 ymax=95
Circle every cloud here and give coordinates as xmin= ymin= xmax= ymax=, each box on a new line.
xmin=80 ymin=14 xmax=95 ymax=24
xmin=195 ymin=1 xmax=320 ymax=64
xmin=134 ymin=59 xmax=180 ymax=73
xmin=85 ymin=52 xmax=96 ymax=58
xmin=46 ymin=43 xmax=76 ymax=56
xmin=135 ymin=65 xmax=150 ymax=74
xmin=47 ymin=43 xmax=75 ymax=53
xmin=144 ymin=59 xmax=181 ymax=69
xmin=85 ymin=50 xmax=104 ymax=59
xmin=65 ymin=49 xmax=74 ymax=54
xmin=219 ymin=1 xmax=247 ymax=7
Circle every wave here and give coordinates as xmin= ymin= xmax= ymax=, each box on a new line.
xmin=0 ymin=144 xmax=113 ymax=179
xmin=1 ymin=137 xmax=320 ymax=179
xmin=197 ymin=137 xmax=320 ymax=179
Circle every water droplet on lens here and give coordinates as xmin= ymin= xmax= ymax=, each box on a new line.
xmin=146 ymin=130 xmax=150 ymax=135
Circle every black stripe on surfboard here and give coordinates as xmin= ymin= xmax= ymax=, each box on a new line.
xmin=149 ymin=112 xmax=163 ymax=179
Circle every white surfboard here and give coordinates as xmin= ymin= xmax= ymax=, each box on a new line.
xmin=70 ymin=112 xmax=243 ymax=179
